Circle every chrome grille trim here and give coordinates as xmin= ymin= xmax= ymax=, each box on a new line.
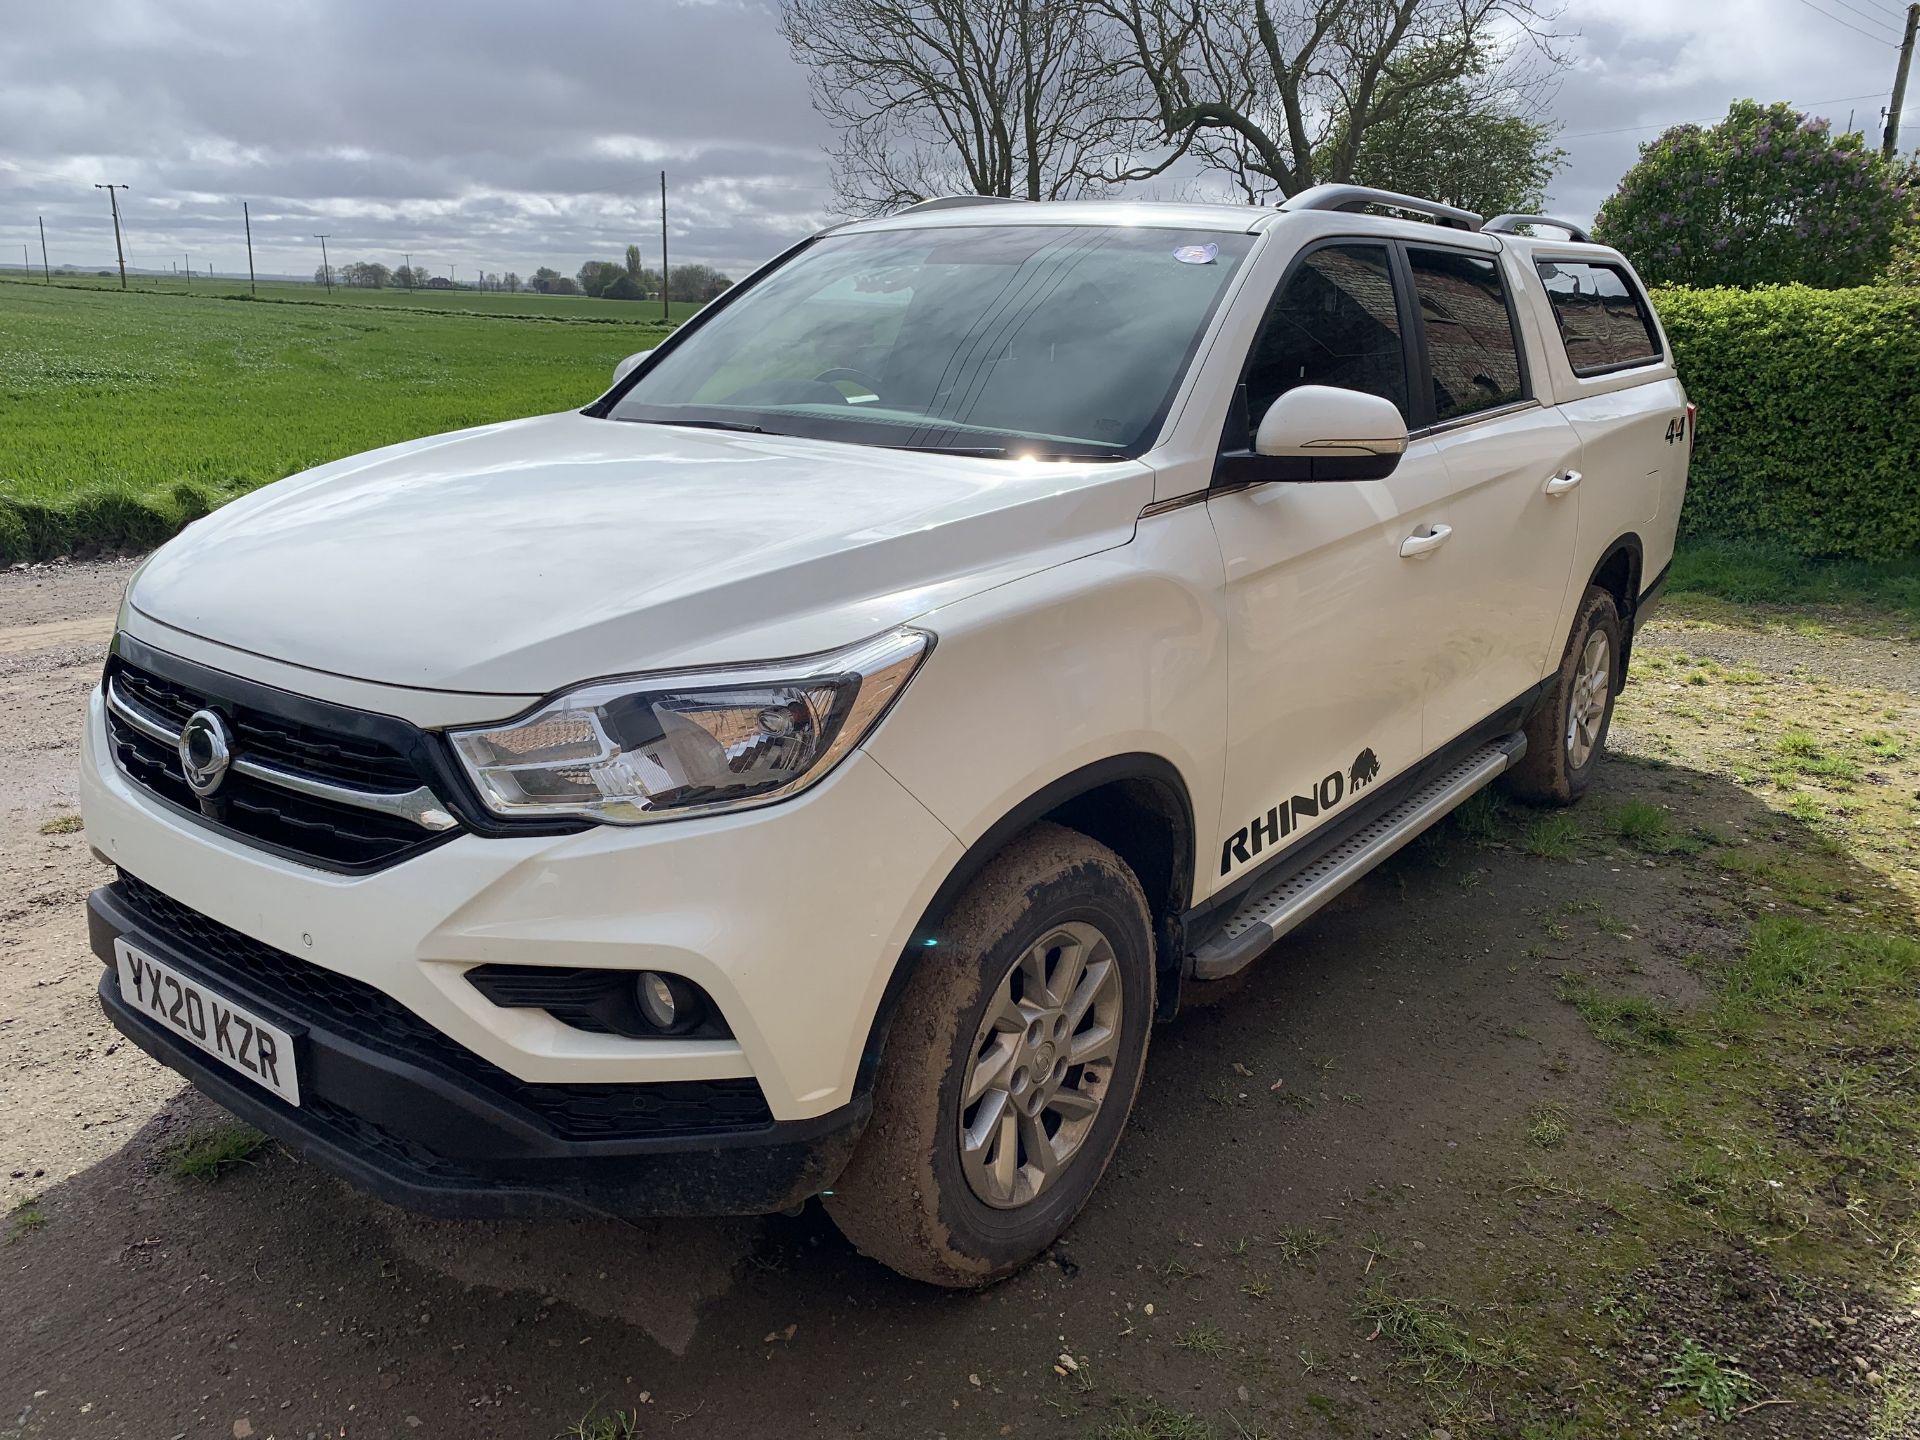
xmin=105 ymin=677 xmax=459 ymax=833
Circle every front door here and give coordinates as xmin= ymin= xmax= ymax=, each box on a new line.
xmin=1208 ymin=240 xmax=1450 ymax=893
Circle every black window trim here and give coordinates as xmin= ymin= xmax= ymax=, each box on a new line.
xmin=1532 ymin=257 xmax=1666 ymax=380
xmin=1212 ymin=234 xmax=1425 ymax=486
xmin=1213 ymin=235 xmax=1553 ymax=488
xmin=1401 ymin=239 xmax=1534 ymax=429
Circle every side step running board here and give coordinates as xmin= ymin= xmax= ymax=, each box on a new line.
xmin=1186 ymin=735 xmax=1526 ymax=982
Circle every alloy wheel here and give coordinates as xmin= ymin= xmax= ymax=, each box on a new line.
xmin=957 ymin=921 xmax=1123 ymax=1209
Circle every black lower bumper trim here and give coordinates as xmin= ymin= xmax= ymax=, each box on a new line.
xmin=92 ymin=884 xmax=866 ymax=1218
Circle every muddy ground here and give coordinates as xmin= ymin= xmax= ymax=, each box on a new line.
xmin=3 ymin=561 xmax=1918 ymax=1440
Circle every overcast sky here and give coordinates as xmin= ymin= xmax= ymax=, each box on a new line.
xmin=2 ymin=0 xmax=1911 ymax=281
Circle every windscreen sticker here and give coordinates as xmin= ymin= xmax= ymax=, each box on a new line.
xmin=1172 ymin=242 xmax=1220 ymax=265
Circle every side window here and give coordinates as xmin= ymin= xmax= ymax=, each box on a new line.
xmin=1536 ymin=261 xmax=1663 ymax=375
xmin=1243 ymin=243 xmax=1408 ymax=428
xmin=1406 ymin=247 xmax=1526 ymax=422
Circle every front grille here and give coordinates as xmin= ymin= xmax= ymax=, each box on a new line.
xmin=114 ymin=873 xmax=776 ymax=1143
xmin=104 ymin=646 xmax=455 ymax=872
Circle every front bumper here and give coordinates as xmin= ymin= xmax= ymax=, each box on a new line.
xmin=93 ymin=877 xmax=867 ymax=1216
xmin=79 ymin=680 xmax=964 ymax=1121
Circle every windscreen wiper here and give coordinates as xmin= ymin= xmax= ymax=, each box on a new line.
xmin=630 ymin=416 xmax=770 ymax=435
xmin=883 ymin=442 xmax=1127 ymax=461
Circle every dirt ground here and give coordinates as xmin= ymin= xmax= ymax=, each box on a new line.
xmin=3 ymin=561 xmax=1917 ymax=1440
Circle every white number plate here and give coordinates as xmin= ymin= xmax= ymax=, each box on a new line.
xmin=115 ymin=938 xmax=301 ymax=1106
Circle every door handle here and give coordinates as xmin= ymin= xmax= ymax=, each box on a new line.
xmin=1399 ymin=524 xmax=1453 ymax=558
xmin=1544 ymin=469 xmax=1583 ymax=496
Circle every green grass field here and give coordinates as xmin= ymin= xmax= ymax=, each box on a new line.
xmin=0 ymin=277 xmax=673 ymax=561
xmin=1 ymin=266 xmax=708 ymax=323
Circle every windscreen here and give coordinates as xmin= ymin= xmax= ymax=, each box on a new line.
xmin=607 ymin=224 xmax=1255 ymax=458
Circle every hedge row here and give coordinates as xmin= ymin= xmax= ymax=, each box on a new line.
xmin=1652 ymin=284 xmax=1920 ymax=562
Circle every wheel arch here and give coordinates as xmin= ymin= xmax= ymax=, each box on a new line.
xmin=853 ymin=754 xmax=1197 ymax=1097
xmin=1586 ymin=533 xmax=1644 ymax=684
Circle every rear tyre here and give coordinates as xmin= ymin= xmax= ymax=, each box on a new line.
xmin=824 ymin=823 xmax=1154 ymax=1288
xmin=1506 ymin=585 xmax=1622 ymax=807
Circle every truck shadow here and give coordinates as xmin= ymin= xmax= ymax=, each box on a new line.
xmin=7 ymin=755 xmax=1914 ymax=1439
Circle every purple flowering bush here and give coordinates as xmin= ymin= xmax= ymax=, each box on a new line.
xmin=1595 ymin=100 xmax=1913 ymax=288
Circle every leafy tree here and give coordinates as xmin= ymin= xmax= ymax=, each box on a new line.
xmin=1595 ymin=100 xmax=1912 ymax=289
xmin=529 ymin=266 xmax=579 ymax=295
xmin=503 ymin=271 xmax=521 ymax=292
xmin=339 ymin=260 xmax=392 ymax=288
xmin=668 ymin=264 xmax=733 ymax=302
xmin=1329 ymin=55 xmax=1564 ymax=215
xmin=577 ymin=260 xmax=624 ymax=297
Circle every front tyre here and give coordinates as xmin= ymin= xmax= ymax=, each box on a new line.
xmin=824 ymin=823 xmax=1154 ymax=1287
xmin=1507 ymin=584 xmax=1623 ymax=807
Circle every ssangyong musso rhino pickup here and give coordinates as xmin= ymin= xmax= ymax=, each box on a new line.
xmin=81 ymin=185 xmax=1689 ymax=1285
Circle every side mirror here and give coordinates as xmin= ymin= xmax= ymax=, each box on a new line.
xmin=612 ymin=349 xmax=654 ymax=385
xmin=1251 ymin=385 xmax=1407 ymax=481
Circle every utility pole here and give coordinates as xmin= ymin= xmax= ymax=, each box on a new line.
xmin=243 ymin=202 xmax=256 ymax=296
xmin=404 ymin=251 xmax=412 ymax=288
xmin=660 ymin=169 xmax=670 ymax=324
xmin=313 ymin=234 xmax=332 ymax=292
xmin=38 ymin=216 xmax=49 ymax=281
xmin=1887 ymin=3 xmax=1919 ymax=160
xmin=184 ymin=251 xmax=191 ymax=286
xmin=95 ymin=182 xmax=130 ymax=289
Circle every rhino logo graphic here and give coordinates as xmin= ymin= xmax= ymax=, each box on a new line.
xmin=1349 ymin=747 xmax=1381 ymax=791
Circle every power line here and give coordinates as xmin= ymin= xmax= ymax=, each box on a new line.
xmin=1562 ymin=90 xmax=1894 ymax=140
xmin=1789 ymin=0 xmax=1899 ymax=46
xmin=1820 ymin=0 xmax=1906 ymax=35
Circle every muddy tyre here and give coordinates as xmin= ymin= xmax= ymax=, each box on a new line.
xmin=824 ymin=823 xmax=1155 ymax=1287
xmin=1506 ymin=585 xmax=1623 ymax=807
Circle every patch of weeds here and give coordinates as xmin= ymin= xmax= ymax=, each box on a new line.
xmin=1265 ymin=1226 xmax=1327 ymax=1265
xmin=1612 ymin=799 xmax=1692 ymax=854
xmin=1659 ymin=1339 xmax=1754 ymax=1422
xmin=1450 ymin=788 xmax=1504 ymax=846
xmin=1715 ymin=916 xmax=1920 ymax=1022
xmin=1722 ymin=667 xmax=1766 ymax=685
xmin=1093 ymin=1403 xmax=1213 ymax=1440
xmin=562 ymin=1406 xmax=641 ymax=1440
xmin=1556 ymin=978 xmax=1682 ymax=1051
xmin=162 ymin=1123 xmax=268 ymax=1182
xmin=1861 ymin=731 xmax=1904 ymax=761
xmin=1357 ymin=1287 xmax=1522 ymax=1385
xmin=1797 ymin=754 xmax=1861 ymax=786
xmin=1874 ymin=1375 xmax=1920 ymax=1440
xmin=1519 ymin=813 xmax=1579 ymax=860
xmin=1776 ymin=729 xmax=1821 ymax=759
xmin=8 ymin=1195 xmax=46 ymax=1241
xmin=1240 ymin=1278 xmax=1273 ymax=1300
xmin=1527 ymin=1105 xmax=1570 ymax=1149
xmin=38 ymin=813 xmax=83 ymax=835
xmin=1175 ymin=1323 xmax=1231 ymax=1357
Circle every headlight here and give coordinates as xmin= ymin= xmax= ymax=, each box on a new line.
xmin=448 ymin=628 xmax=930 ymax=824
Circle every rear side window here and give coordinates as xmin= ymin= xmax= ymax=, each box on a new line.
xmin=1406 ymin=248 xmax=1526 ymax=422
xmin=1536 ymin=261 xmax=1663 ymax=375
xmin=1243 ymin=243 xmax=1409 ymax=424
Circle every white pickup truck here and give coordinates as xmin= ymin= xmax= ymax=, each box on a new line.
xmin=80 ymin=185 xmax=1688 ymax=1286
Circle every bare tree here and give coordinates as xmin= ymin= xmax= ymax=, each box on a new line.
xmin=781 ymin=0 xmax=1162 ymax=215
xmin=1095 ymin=0 xmax=1565 ymax=201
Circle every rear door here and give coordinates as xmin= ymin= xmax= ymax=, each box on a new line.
xmin=1400 ymin=242 xmax=1583 ymax=746
xmin=1207 ymin=240 xmax=1451 ymax=889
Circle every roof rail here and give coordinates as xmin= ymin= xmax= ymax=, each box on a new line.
xmin=1483 ymin=214 xmax=1594 ymax=244
xmin=1281 ymin=184 xmax=1482 ymax=232
xmin=896 ymin=195 xmax=1034 ymax=215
